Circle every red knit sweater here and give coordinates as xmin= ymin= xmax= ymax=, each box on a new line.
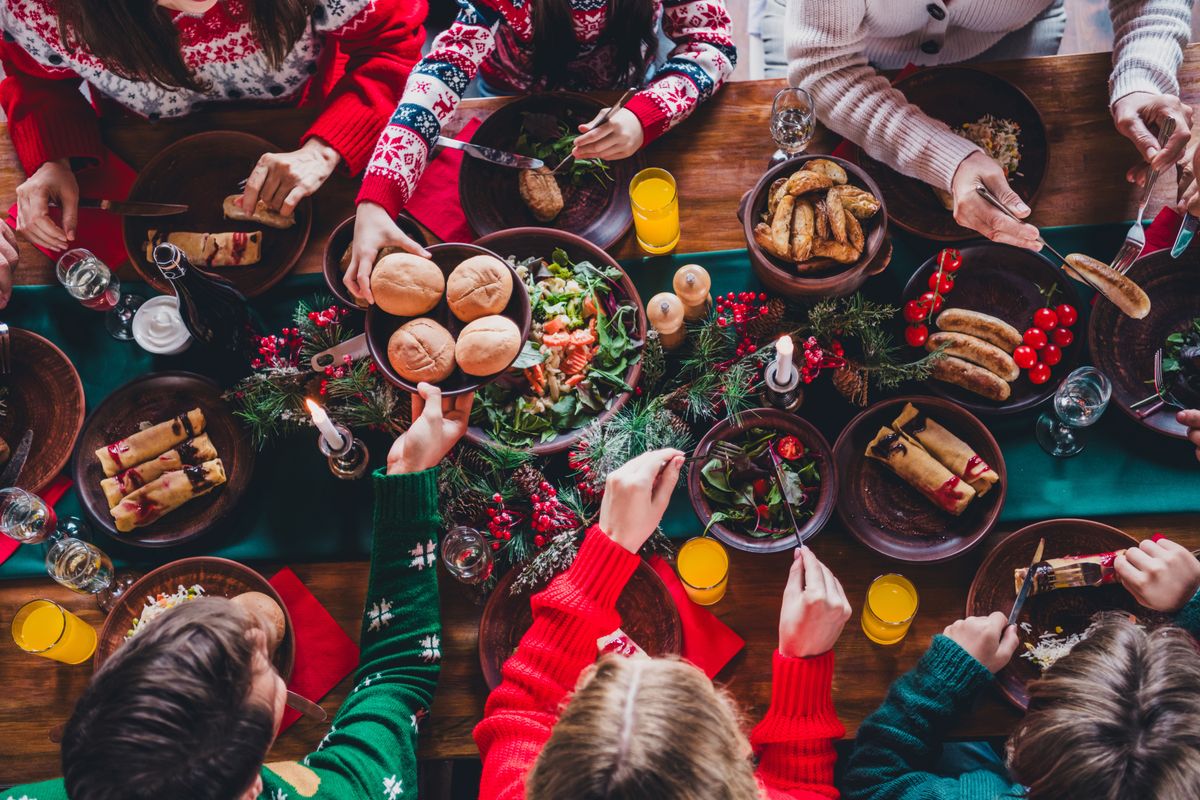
xmin=473 ymin=527 xmax=844 ymax=799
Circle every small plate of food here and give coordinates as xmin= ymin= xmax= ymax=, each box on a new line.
xmin=478 ymin=558 xmax=680 ymax=689
xmin=687 ymin=408 xmax=837 ymax=554
xmin=901 ymin=243 xmax=1083 ymax=415
xmin=833 ymin=396 xmax=1005 ymax=562
xmin=72 ymin=372 xmax=255 ymax=548
xmin=459 ymin=93 xmax=642 ymax=250
xmin=468 ymin=228 xmax=645 ymax=455
xmin=858 ymin=67 xmax=1048 ymax=241
xmin=123 ymin=131 xmax=313 ymax=298
xmin=95 ymin=556 xmax=294 ymax=680
xmin=322 ymin=213 xmax=428 ymax=309
xmin=967 ymin=519 xmax=1146 ymax=709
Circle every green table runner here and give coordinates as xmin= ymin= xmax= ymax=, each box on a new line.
xmin=2 ymin=223 xmax=1196 ymax=579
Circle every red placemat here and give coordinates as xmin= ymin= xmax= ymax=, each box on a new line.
xmin=649 ymin=555 xmax=744 ymax=678
xmin=403 ymin=118 xmax=482 ymax=244
xmin=1145 ymin=206 xmax=1183 ymax=255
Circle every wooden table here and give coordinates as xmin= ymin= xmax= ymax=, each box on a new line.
xmin=2 ymin=48 xmax=1199 ymax=784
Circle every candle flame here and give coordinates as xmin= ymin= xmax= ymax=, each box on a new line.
xmin=305 ymin=398 xmax=328 ymax=423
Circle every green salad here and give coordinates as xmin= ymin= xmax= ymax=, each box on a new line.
xmin=516 ymin=112 xmax=613 ymax=187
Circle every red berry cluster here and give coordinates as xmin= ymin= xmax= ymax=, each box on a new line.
xmin=567 ymin=444 xmax=603 ymax=502
xmin=486 ymin=493 xmax=522 ymax=551
xmin=318 ymin=353 xmax=356 ymax=396
xmin=800 ymin=336 xmax=846 ymax=384
xmin=529 ymin=481 xmax=579 ymax=548
xmin=307 ymin=305 xmax=347 ymax=328
xmin=716 ymin=291 xmax=770 ymax=355
xmin=904 ymin=248 xmax=962 ymax=347
xmin=1011 ymin=283 xmax=1077 ymax=385
xmin=250 ymin=327 xmax=303 ymax=370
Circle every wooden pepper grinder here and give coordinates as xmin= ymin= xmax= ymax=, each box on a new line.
xmin=647 ymin=292 xmax=686 ymax=350
xmin=672 ymin=263 xmax=711 ymax=321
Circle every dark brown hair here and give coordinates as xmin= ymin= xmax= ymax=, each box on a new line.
xmin=61 ymin=597 xmax=276 ymax=800
xmin=1008 ymin=614 xmax=1200 ymax=800
xmin=55 ymin=0 xmax=315 ymax=93
xmin=530 ymin=0 xmax=657 ymax=89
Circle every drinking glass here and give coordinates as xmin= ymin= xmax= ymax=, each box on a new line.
xmin=11 ymin=598 xmax=97 ymax=664
xmin=769 ymin=88 xmax=816 ymax=166
xmin=861 ymin=574 xmax=918 ymax=645
xmin=629 ymin=168 xmax=680 ymax=255
xmin=56 ymin=248 xmax=144 ymax=341
xmin=441 ymin=526 xmax=494 ymax=585
xmin=1036 ymin=366 xmax=1112 ymax=457
xmin=676 ymin=537 xmax=729 ymax=606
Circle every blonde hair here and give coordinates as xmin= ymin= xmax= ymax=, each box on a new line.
xmin=525 ymin=656 xmax=761 ymax=800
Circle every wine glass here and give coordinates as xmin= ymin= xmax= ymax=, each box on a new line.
xmin=441 ymin=526 xmax=494 ymax=585
xmin=769 ymin=88 xmax=816 ymax=166
xmin=56 ymin=248 xmax=144 ymax=341
xmin=1036 ymin=366 xmax=1112 ymax=457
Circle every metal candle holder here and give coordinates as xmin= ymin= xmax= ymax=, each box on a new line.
xmin=762 ymin=362 xmax=804 ymax=412
xmin=317 ymin=423 xmax=369 ymax=480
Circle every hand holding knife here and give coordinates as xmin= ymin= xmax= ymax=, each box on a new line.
xmin=1009 ymin=537 xmax=1046 ymax=625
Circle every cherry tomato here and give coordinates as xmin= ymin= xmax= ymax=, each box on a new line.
xmin=1055 ymin=304 xmax=1078 ymax=327
xmin=1028 ymin=362 xmax=1052 ymax=385
xmin=1034 ymin=307 xmax=1059 ymax=330
xmin=1041 ymin=343 xmax=1063 ymax=366
xmin=1052 ymin=327 xmax=1074 ymax=348
xmin=905 ymin=323 xmax=929 ymax=347
xmin=1023 ymin=327 xmax=1048 ymax=350
xmin=776 ymin=435 xmax=805 ymax=461
xmin=918 ymin=292 xmax=944 ymax=315
xmin=753 ymin=478 xmax=770 ymax=499
xmin=937 ymin=248 xmax=963 ymax=273
xmin=927 ymin=272 xmax=955 ymax=294
xmin=1013 ymin=345 xmax=1038 ymax=370
xmin=902 ymin=299 xmax=925 ymax=323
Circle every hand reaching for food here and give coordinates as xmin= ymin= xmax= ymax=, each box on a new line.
xmin=943 ymin=612 xmax=1020 ymax=673
xmin=1114 ymin=536 xmax=1200 ymax=613
xmin=573 ymin=107 xmax=644 ymax=161
xmin=777 ymin=547 xmax=852 ymax=658
xmin=345 ymin=202 xmax=432 ymax=305
xmin=949 ymin=151 xmax=1041 ymax=251
xmin=386 ymin=382 xmax=473 ymax=475
xmin=597 ymin=448 xmax=685 ymax=554
xmin=15 ymin=157 xmax=78 ymax=252
xmin=241 ymin=137 xmax=340 ymax=219
xmin=1111 ymin=91 xmax=1193 ymax=175
xmin=1176 ymin=409 xmax=1200 ymax=461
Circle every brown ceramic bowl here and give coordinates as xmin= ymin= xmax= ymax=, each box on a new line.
xmin=901 ymin=243 xmax=1083 ymax=415
xmin=460 ymin=93 xmax=641 ymax=250
xmin=688 ymin=408 xmax=837 ymax=554
xmin=72 ymin=372 xmax=255 ymax=548
xmin=478 ymin=559 xmax=681 ymax=689
xmin=123 ymin=131 xmax=312 ymax=297
xmin=365 ymin=242 xmax=532 ymax=397
xmin=322 ymin=213 xmax=429 ymax=309
xmin=0 ymin=329 xmax=85 ymax=494
xmin=467 ymin=227 xmax=646 ymax=455
xmin=1089 ymin=249 xmax=1197 ymax=439
xmin=96 ymin=557 xmax=294 ymax=681
xmin=967 ymin=519 xmax=1144 ymax=709
xmin=739 ymin=154 xmax=890 ymax=300
xmin=858 ymin=67 xmax=1048 ymax=241
xmin=832 ymin=396 xmax=1006 ymax=563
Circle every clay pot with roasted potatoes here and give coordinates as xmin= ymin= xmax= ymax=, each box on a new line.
xmin=322 ymin=213 xmax=429 ymax=308
xmin=739 ymin=155 xmax=890 ymax=299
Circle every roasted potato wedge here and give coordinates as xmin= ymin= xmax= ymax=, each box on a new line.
xmin=805 ymin=159 xmax=848 ymax=185
xmin=771 ymin=194 xmax=795 ymax=255
xmin=814 ymin=198 xmax=829 ymax=240
xmin=754 ymin=222 xmax=789 ymax=259
xmin=785 ymin=170 xmax=834 ymax=196
xmin=790 ymin=199 xmax=815 ymax=261
xmin=812 ymin=239 xmax=860 ymax=264
xmin=835 ymin=185 xmax=881 ymax=219
xmin=826 ymin=188 xmax=848 ymax=244
xmin=768 ymin=177 xmax=788 ymax=215
xmin=846 ymin=212 xmax=864 ymax=253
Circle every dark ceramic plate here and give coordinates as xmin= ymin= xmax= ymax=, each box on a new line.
xmin=478 ymin=560 xmax=681 ymax=689
xmin=123 ymin=131 xmax=313 ymax=298
xmin=688 ymin=408 xmax=837 ymax=554
xmin=902 ymin=242 xmax=1082 ymax=415
xmin=459 ymin=93 xmax=641 ymax=250
xmin=322 ymin=213 xmax=429 ymax=309
xmin=858 ymin=67 xmax=1048 ymax=241
xmin=967 ymin=519 xmax=1143 ymax=709
xmin=72 ymin=372 xmax=255 ymax=548
xmin=832 ymin=396 xmax=1006 ymax=562
xmin=1089 ymin=249 xmax=1196 ymax=439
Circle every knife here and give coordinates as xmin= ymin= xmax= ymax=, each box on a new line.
xmin=435 ymin=136 xmax=544 ymax=170
xmin=286 ymin=690 xmax=328 ymax=722
xmin=1009 ymin=537 xmax=1046 ymax=626
xmin=1172 ymin=213 xmax=1198 ymax=259
xmin=0 ymin=429 xmax=34 ymax=489
xmin=768 ymin=448 xmax=805 ymax=549
xmin=80 ymin=198 xmax=189 ymax=216
xmin=310 ymin=333 xmax=369 ymax=372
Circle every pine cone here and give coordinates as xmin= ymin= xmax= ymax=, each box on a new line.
xmin=662 ymin=386 xmax=692 ymax=417
xmin=660 ymin=410 xmax=692 ymax=443
xmin=640 ymin=330 xmax=666 ymax=390
xmin=746 ymin=298 xmax=786 ymax=341
xmin=513 ymin=463 xmax=548 ymax=500
xmin=832 ymin=359 xmax=869 ymax=407
xmin=444 ymin=490 xmax=489 ymax=527
xmin=454 ymin=445 xmax=492 ymax=476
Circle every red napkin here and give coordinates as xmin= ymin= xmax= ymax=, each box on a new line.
xmin=649 ymin=555 xmax=744 ymax=678
xmin=829 ymin=64 xmax=921 ymax=161
xmin=402 ymin=118 xmax=482 ymax=244
xmin=5 ymin=151 xmax=136 ymax=271
xmin=1144 ymin=206 xmax=1183 ymax=255
xmin=269 ymin=567 xmax=360 ymax=732
xmin=0 ymin=475 xmax=75 ymax=567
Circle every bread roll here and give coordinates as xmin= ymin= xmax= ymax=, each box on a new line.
xmin=455 ymin=315 xmax=522 ymax=376
xmin=388 ymin=318 xmax=456 ymax=383
xmin=447 ymin=255 xmax=513 ymax=322
xmin=372 ymin=253 xmax=445 ymax=317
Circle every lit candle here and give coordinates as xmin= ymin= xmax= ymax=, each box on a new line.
xmin=774 ymin=335 xmax=794 ymax=385
xmin=672 ymin=264 xmax=711 ymax=321
xmin=646 ymin=292 xmax=686 ymax=350
xmin=305 ymin=398 xmax=345 ymax=451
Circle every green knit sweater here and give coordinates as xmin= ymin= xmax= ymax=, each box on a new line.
xmin=6 ymin=468 xmax=441 ymax=800
xmin=841 ymin=590 xmax=1200 ymax=800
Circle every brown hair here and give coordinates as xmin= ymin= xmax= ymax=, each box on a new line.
xmin=529 ymin=0 xmax=657 ymax=89
xmin=61 ymin=597 xmax=276 ymax=800
xmin=55 ymin=0 xmax=316 ymax=93
xmin=1008 ymin=614 xmax=1200 ymax=800
xmin=525 ymin=656 xmax=761 ymax=800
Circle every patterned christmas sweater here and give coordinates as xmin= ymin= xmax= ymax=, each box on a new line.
xmin=0 ymin=0 xmax=427 ymax=176
xmin=5 ymin=467 xmax=443 ymax=800
xmin=356 ymin=0 xmax=736 ymax=217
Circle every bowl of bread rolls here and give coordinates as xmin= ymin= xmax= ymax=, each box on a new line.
xmin=739 ymin=155 xmax=890 ymax=299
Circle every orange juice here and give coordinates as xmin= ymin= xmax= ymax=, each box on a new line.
xmin=677 ymin=537 xmax=729 ymax=606
xmin=861 ymin=574 xmax=918 ymax=645
xmin=629 ymin=168 xmax=680 ymax=254
xmin=11 ymin=599 xmax=97 ymax=664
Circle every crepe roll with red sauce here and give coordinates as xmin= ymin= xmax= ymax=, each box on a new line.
xmin=892 ymin=403 xmax=999 ymax=497
xmin=865 ymin=427 xmax=976 ymax=516
xmin=110 ymin=458 xmax=226 ymax=532
xmin=96 ymin=409 xmax=206 ymax=477
xmin=1013 ymin=552 xmax=1118 ymax=596
xmin=100 ymin=434 xmax=219 ymax=508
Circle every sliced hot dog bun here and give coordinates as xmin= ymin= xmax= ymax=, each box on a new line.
xmin=1063 ymin=253 xmax=1151 ymax=320
xmin=926 ymin=332 xmax=1020 ymax=382
xmin=935 ymin=308 xmax=1022 ymax=354
xmin=930 ymin=355 xmax=1012 ymax=402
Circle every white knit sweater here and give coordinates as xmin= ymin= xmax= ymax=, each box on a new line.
xmin=786 ymin=0 xmax=1192 ymax=190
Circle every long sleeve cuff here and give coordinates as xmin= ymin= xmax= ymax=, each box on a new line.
xmin=553 ymin=525 xmax=640 ymax=610
xmin=912 ymin=133 xmax=982 ymax=193
xmin=357 ymin=173 xmax=409 ymax=220
xmin=1109 ymin=67 xmax=1178 ymax=106
xmin=372 ymin=466 xmax=440 ymax=528
xmin=10 ymin=118 xmax=103 ymax=175
xmin=1172 ymin=588 xmax=1200 ymax=638
xmin=916 ymin=635 xmax=994 ymax=701
xmin=625 ymin=92 xmax=671 ymax=145
xmin=764 ymin=650 xmax=844 ymax=736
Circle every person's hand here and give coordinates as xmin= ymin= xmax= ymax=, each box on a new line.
xmin=943 ymin=612 xmax=1020 ymax=673
xmin=1175 ymin=135 xmax=1199 ymax=215
xmin=1112 ymin=92 xmax=1193 ymax=179
xmin=949 ymin=151 xmax=1041 ymax=251
xmin=241 ymin=137 xmax=340 ymax=219
xmin=572 ymin=107 xmax=644 ymax=161
xmin=1176 ymin=410 xmax=1200 ymax=461
xmin=386 ymin=382 xmax=473 ymax=475
xmin=597 ymin=448 xmax=684 ymax=553
xmin=1115 ymin=536 xmax=1200 ymax=612
xmin=0 ymin=224 xmax=17 ymax=309
xmin=345 ymin=202 xmax=431 ymax=305
xmin=777 ymin=547 xmax=852 ymax=658
xmin=15 ymin=158 xmax=78 ymax=252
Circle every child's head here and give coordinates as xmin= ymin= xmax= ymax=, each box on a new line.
xmin=61 ymin=597 xmax=287 ymax=800
xmin=1008 ymin=614 xmax=1200 ymax=800
xmin=526 ymin=655 xmax=760 ymax=800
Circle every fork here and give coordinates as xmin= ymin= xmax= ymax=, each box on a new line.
xmin=686 ymin=441 xmax=744 ymax=464
xmin=1131 ymin=347 xmax=1185 ymax=418
xmin=1110 ymin=117 xmax=1177 ymax=275
xmin=0 ymin=323 xmax=11 ymax=377
xmin=549 ymin=87 xmax=637 ymax=175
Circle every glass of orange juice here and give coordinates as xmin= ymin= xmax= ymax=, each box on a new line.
xmin=861 ymin=574 xmax=918 ymax=645
xmin=677 ymin=537 xmax=729 ymax=606
xmin=11 ymin=599 xmax=97 ymax=665
xmin=629 ymin=168 xmax=680 ymax=254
